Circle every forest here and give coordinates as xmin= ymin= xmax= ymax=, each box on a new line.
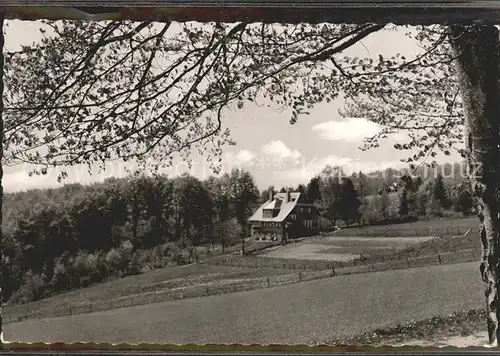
xmin=2 ymin=161 xmax=473 ymax=305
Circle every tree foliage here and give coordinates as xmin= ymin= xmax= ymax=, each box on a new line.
xmin=4 ymin=21 xmax=388 ymax=178
xmin=433 ymin=173 xmax=450 ymax=210
xmin=2 ymin=168 xmax=259 ymax=304
xmin=338 ymin=177 xmax=361 ymax=226
xmin=338 ymin=25 xmax=464 ymax=166
xmin=456 ymin=188 xmax=474 ymax=216
xmin=306 ymin=176 xmax=322 ymax=203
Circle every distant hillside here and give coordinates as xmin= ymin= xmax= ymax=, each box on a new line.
xmin=353 ymin=161 xmax=466 ymax=196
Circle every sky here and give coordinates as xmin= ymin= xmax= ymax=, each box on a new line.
xmin=2 ymin=21 xmax=461 ymax=193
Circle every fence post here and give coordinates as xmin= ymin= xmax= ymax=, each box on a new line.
xmin=438 ymin=254 xmax=442 ymax=264
xmin=299 ymin=272 xmax=302 ymax=282
xmin=267 ymin=277 xmax=270 ymax=287
xmin=406 ymin=257 xmax=410 ymax=267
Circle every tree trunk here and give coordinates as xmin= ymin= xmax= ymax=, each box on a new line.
xmin=450 ymin=24 xmax=500 ymax=346
xmin=0 ymin=10 xmax=4 ymax=345
xmin=241 ymin=228 xmax=245 ymax=255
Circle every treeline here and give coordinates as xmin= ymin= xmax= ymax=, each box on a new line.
xmin=272 ymin=162 xmax=474 ymax=228
xmin=2 ymin=170 xmax=260 ymax=304
xmin=2 ymin=161 xmax=474 ymax=305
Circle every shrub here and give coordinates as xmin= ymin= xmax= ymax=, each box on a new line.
xmin=11 ymin=271 xmax=46 ymax=304
xmin=215 ymin=218 xmax=242 ymax=250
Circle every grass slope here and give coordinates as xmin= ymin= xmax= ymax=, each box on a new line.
xmin=4 ymin=261 xmax=484 ymax=345
xmin=3 ymin=263 xmax=293 ymax=322
xmin=5 ymin=217 xmax=482 ymax=324
xmin=335 ymin=216 xmax=478 ymax=237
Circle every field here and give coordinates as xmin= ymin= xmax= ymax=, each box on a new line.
xmin=335 ymin=216 xmax=478 ymax=237
xmin=3 ymin=216 xmax=483 ymax=328
xmin=4 ymin=261 xmax=484 ymax=345
xmin=206 ymin=217 xmax=481 ymax=272
xmin=3 ymin=263 xmax=295 ymax=323
xmin=260 ymin=236 xmax=436 ymax=261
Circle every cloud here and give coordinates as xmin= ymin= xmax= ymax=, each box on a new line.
xmin=236 ymin=149 xmax=257 ymax=164
xmin=260 ymin=140 xmax=302 ymax=162
xmin=312 ymin=118 xmax=408 ymax=143
xmin=223 ymin=149 xmax=256 ymax=165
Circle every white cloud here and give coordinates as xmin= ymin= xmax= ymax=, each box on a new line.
xmin=260 ymin=140 xmax=302 ymax=162
xmin=222 ymin=149 xmax=256 ymax=165
xmin=312 ymin=118 xmax=408 ymax=143
xmin=235 ymin=149 xmax=256 ymax=164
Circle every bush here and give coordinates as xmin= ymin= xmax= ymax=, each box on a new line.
xmin=162 ymin=242 xmax=181 ymax=257
xmin=130 ymin=249 xmax=154 ymax=274
xmin=11 ymin=271 xmax=46 ymax=304
xmin=215 ymin=218 xmax=242 ymax=250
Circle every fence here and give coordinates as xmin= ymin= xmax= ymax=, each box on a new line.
xmin=203 ymin=233 xmax=479 ymax=272
xmin=3 ymin=246 xmax=481 ymax=326
xmin=344 ymin=226 xmax=479 ymax=238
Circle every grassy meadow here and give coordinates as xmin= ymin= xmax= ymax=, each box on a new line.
xmin=3 ymin=216 xmax=483 ymax=325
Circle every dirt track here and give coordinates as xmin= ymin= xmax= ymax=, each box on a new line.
xmin=5 ymin=261 xmax=485 ymax=345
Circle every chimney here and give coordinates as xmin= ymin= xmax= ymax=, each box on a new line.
xmin=287 ymin=191 xmax=291 ymax=203
xmin=269 ymin=188 xmax=274 ymax=202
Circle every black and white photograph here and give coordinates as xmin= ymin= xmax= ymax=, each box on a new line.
xmin=1 ymin=4 xmax=500 ymax=348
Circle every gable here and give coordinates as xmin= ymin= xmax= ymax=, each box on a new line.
xmin=249 ymin=192 xmax=301 ymax=222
